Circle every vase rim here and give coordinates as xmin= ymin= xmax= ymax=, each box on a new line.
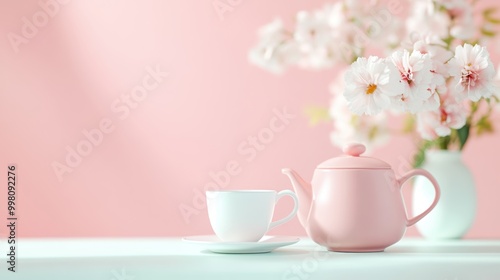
xmin=425 ymin=149 xmax=463 ymax=160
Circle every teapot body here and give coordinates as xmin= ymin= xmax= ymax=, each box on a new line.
xmin=307 ymin=168 xmax=407 ymax=252
xmin=282 ymin=143 xmax=440 ymax=252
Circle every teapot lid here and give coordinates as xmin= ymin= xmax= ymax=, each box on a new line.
xmin=317 ymin=143 xmax=391 ymax=169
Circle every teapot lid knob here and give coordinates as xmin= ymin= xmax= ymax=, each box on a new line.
xmin=343 ymin=143 xmax=366 ymax=157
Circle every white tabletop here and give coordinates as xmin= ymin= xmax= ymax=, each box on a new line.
xmin=1 ymin=237 xmax=499 ymax=280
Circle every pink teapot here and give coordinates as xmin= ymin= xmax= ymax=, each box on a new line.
xmin=282 ymin=143 xmax=440 ymax=252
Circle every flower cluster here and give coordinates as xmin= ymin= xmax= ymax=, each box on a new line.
xmin=344 ymin=43 xmax=497 ymax=140
xmin=249 ymin=1 xmax=403 ymax=73
xmin=249 ymin=0 xmax=500 ymax=152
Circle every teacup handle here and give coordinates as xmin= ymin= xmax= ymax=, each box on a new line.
xmin=268 ymin=190 xmax=299 ymax=230
xmin=398 ymin=169 xmax=441 ymax=227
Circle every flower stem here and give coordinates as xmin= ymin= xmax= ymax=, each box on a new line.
xmin=438 ymin=136 xmax=451 ymax=150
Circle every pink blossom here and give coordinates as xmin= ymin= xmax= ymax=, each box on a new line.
xmin=447 ymin=1 xmax=475 ymax=40
xmin=448 ymin=44 xmax=497 ymax=101
xmin=409 ymin=34 xmax=453 ymax=76
xmin=417 ymin=99 xmax=467 ymax=140
xmin=422 ymin=88 xmax=441 ymax=112
xmin=421 ymin=69 xmax=446 ymax=111
xmin=389 ymin=49 xmax=434 ymax=113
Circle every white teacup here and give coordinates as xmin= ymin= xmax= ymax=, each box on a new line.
xmin=206 ymin=190 xmax=299 ymax=242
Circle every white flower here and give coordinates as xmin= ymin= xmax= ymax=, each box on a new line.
xmin=409 ymin=34 xmax=453 ymax=75
xmin=422 ymin=68 xmax=446 ymax=112
xmin=294 ymin=8 xmax=337 ymax=69
xmin=420 ymin=79 xmax=443 ymax=112
xmin=496 ymin=64 xmax=500 ymax=87
xmin=448 ymin=44 xmax=497 ymax=101
xmin=406 ymin=1 xmax=450 ymax=39
xmin=407 ymin=0 xmax=474 ymax=41
xmin=400 ymin=34 xmax=453 ymax=112
xmin=330 ymin=71 xmax=389 ymax=150
xmin=389 ymin=49 xmax=434 ymax=113
xmin=343 ymin=56 xmax=402 ymax=115
xmin=495 ymin=65 xmax=500 ymax=106
xmin=447 ymin=1 xmax=475 ymax=40
xmin=377 ymin=18 xmax=405 ymax=54
xmin=248 ymin=19 xmax=299 ymax=74
xmin=434 ymin=0 xmax=465 ymax=9
xmin=416 ymin=99 xmax=467 ymax=140
xmin=422 ymin=90 xmax=441 ymax=112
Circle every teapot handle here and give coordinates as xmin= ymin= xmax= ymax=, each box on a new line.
xmin=397 ymin=169 xmax=440 ymax=227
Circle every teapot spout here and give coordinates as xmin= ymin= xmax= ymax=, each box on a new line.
xmin=282 ymin=168 xmax=312 ymax=229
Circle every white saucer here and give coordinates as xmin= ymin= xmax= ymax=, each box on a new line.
xmin=182 ymin=235 xmax=300 ymax=254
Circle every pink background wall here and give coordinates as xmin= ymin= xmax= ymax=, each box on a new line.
xmin=0 ymin=0 xmax=499 ymax=238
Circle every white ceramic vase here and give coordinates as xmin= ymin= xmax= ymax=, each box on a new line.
xmin=412 ymin=150 xmax=476 ymax=239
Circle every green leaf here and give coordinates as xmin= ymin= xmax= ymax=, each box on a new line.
xmin=412 ymin=140 xmax=435 ymax=168
xmin=476 ymin=116 xmax=494 ymax=135
xmin=350 ymin=115 xmax=359 ymax=126
xmin=437 ymin=135 xmax=451 ymax=150
xmin=481 ymin=28 xmax=496 ymax=37
xmin=484 ymin=8 xmax=500 ymax=24
xmin=456 ymin=125 xmax=470 ymax=150
xmin=442 ymin=35 xmax=454 ymax=49
xmin=402 ymin=114 xmax=415 ymax=134
xmin=413 ymin=148 xmax=426 ymax=168
xmin=467 ymin=39 xmax=480 ymax=46
xmin=304 ymin=105 xmax=330 ymax=126
xmin=368 ymin=126 xmax=379 ymax=141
